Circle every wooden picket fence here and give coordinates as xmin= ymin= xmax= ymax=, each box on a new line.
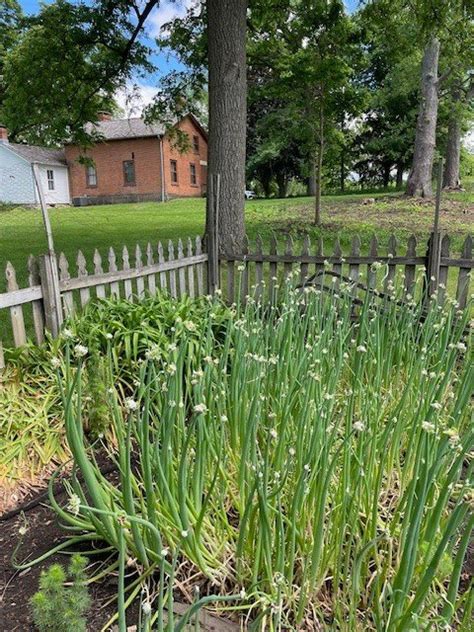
xmin=0 ymin=237 xmax=206 ymax=368
xmin=0 ymin=231 xmax=472 ymax=368
xmin=219 ymin=232 xmax=473 ymax=308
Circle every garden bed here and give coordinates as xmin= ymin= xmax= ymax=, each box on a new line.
xmin=1 ymin=279 xmax=472 ymax=630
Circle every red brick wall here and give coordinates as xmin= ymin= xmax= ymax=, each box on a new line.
xmin=65 ymin=115 xmax=208 ymax=203
xmin=162 ymin=115 xmax=208 ymax=198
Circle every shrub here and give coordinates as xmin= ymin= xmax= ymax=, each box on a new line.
xmin=31 ymin=555 xmax=90 ymax=632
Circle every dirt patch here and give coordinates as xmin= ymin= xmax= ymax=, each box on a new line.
xmin=265 ymin=194 xmax=473 ymax=250
xmin=0 ymin=501 xmax=124 ymax=632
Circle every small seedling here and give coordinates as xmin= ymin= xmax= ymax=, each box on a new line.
xmin=31 ymin=554 xmax=90 ymax=632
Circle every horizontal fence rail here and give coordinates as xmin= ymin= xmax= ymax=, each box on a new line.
xmin=0 ymin=237 xmax=207 ymax=368
xmin=0 ymin=231 xmax=472 ymax=369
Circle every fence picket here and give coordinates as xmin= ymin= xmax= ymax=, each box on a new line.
xmin=168 ymin=241 xmax=177 ymax=298
xmin=367 ymin=236 xmax=379 ymax=289
xmin=59 ymin=252 xmax=74 ymax=318
xmin=28 ymin=255 xmax=45 ymax=344
xmin=240 ymin=234 xmax=249 ymax=303
xmin=121 ymin=246 xmax=133 ymax=301
xmin=268 ymin=233 xmax=278 ymax=302
xmin=157 ymin=242 xmax=167 ymax=292
xmin=177 ymin=239 xmax=186 ymax=296
xmin=456 ymin=235 xmax=472 ymax=309
xmin=77 ymin=250 xmax=90 ymax=307
xmin=314 ymin=237 xmax=324 ymax=288
xmin=255 ymin=234 xmax=264 ymax=301
xmin=6 ymin=261 xmax=27 ymax=347
xmin=187 ymin=238 xmax=195 ymax=298
xmin=135 ymin=244 xmax=145 ymax=299
xmin=300 ymin=234 xmax=310 ymax=285
xmin=437 ymin=235 xmax=450 ymax=305
xmin=385 ymin=234 xmax=397 ymax=293
xmin=93 ymin=250 xmax=106 ymax=299
xmin=349 ymin=236 xmax=361 ymax=297
xmin=108 ymin=247 xmax=120 ymax=299
xmin=332 ymin=238 xmax=342 ymax=290
xmin=404 ymin=236 xmax=417 ymax=299
xmin=195 ymin=236 xmax=204 ymax=296
xmin=284 ymin=235 xmax=294 ymax=280
xmin=146 ymin=243 xmax=156 ymax=296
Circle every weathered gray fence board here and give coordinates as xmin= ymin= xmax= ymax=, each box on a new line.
xmin=456 ymin=235 xmax=472 ymax=309
xmin=28 ymin=256 xmax=45 ymax=345
xmin=5 ymin=262 xmax=27 ymax=347
xmin=77 ymin=251 xmax=90 ymax=308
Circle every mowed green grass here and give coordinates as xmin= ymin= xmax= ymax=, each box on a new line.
xmin=1 ymin=187 xmax=472 ymax=294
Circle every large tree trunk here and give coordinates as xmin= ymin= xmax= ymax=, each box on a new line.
xmin=406 ymin=37 xmax=440 ymax=198
xmin=443 ymin=89 xmax=461 ymax=189
xmin=382 ymin=162 xmax=391 ymax=188
xmin=206 ymin=0 xmax=247 ymax=254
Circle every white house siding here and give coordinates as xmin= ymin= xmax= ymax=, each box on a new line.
xmin=37 ymin=164 xmax=70 ymax=204
xmin=0 ymin=144 xmax=37 ymax=204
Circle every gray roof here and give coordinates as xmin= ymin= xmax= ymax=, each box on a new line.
xmin=6 ymin=143 xmax=67 ymax=166
xmin=85 ymin=117 xmax=165 ymax=141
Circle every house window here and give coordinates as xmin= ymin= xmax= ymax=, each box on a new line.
xmin=123 ymin=160 xmax=136 ymax=185
xmin=190 ymin=162 xmax=197 ymax=185
xmin=192 ymin=135 xmax=200 ymax=153
xmin=86 ymin=164 xmax=97 ymax=187
xmin=170 ymin=160 xmax=178 ymax=184
xmin=47 ymin=169 xmax=55 ymax=191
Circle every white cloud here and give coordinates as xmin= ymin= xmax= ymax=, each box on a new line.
xmin=148 ymin=0 xmax=199 ymax=39
xmin=115 ymin=83 xmax=158 ymax=117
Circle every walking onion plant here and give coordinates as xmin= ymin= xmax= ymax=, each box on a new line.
xmin=19 ymin=268 xmax=472 ymax=631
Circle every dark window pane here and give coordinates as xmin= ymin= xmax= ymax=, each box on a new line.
xmin=190 ymin=163 xmax=197 ymax=185
xmin=123 ymin=160 xmax=136 ymax=185
xmin=170 ymin=160 xmax=178 ymax=183
xmin=86 ymin=165 xmax=97 ymax=186
xmin=47 ymin=169 xmax=55 ymax=191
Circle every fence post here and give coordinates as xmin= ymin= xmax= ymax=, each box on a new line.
xmin=207 ymin=173 xmax=220 ymax=294
xmin=425 ymin=159 xmax=443 ymax=298
xmin=39 ymin=252 xmax=63 ymax=337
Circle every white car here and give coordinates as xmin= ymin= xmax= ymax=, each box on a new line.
xmin=245 ymin=190 xmax=256 ymax=199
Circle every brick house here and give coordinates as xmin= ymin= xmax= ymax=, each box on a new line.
xmin=65 ymin=113 xmax=208 ymax=206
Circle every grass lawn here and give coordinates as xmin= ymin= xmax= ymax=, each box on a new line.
xmin=1 ymin=187 xmax=472 ymax=294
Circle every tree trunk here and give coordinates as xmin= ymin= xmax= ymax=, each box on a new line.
xmin=276 ymin=173 xmax=287 ymax=198
xmin=206 ymin=0 xmax=247 ymax=254
xmin=406 ymin=37 xmax=440 ymax=197
xmin=315 ymin=106 xmax=324 ymax=225
xmin=443 ymin=89 xmax=461 ymax=189
xmin=260 ymin=174 xmax=272 ymax=198
xmin=382 ymin=162 xmax=391 ymax=188
xmin=396 ymin=163 xmax=404 ymax=188
xmin=307 ymin=168 xmax=316 ymax=196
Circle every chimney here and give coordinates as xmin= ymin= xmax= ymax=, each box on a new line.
xmin=0 ymin=125 xmax=8 ymax=143
xmin=98 ymin=111 xmax=112 ymax=122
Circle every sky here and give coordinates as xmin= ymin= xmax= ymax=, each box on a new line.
xmin=18 ymin=0 xmax=361 ymax=114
